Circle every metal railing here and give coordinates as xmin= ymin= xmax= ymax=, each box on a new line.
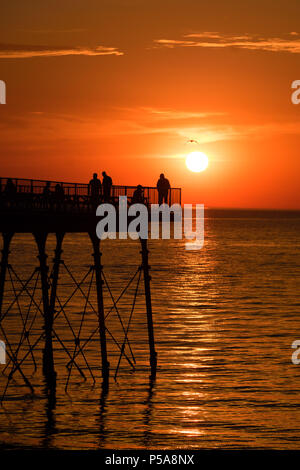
xmin=0 ymin=177 xmax=181 ymax=213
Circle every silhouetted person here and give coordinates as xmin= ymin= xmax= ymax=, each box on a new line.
xmin=55 ymin=183 xmax=64 ymax=199
xmin=4 ymin=178 xmax=16 ymax=197
xmin=102 ymin=171 xmax=112 ymax=202
xmin=131 ymin=185 xmax=145 ymax=204
xmin=89 ymin=173 xmax=102 ymax=204
xmin=157 ymin=173 xmax=170 ymax=205
xmin=42 ymin=181 xmax=51 ymax=209
xmin=43 ymin=181 xmax=51 ymax=196
xmin=4 ymin=178 xmax=16 ymax=206
xmin=54 ymin=183 xmax=64 ymax=209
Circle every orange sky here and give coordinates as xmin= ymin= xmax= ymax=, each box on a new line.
xmin=0 ymin=0 xmax=300 ymax=208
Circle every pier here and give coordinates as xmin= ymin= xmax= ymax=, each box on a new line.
xmin=0 ymin=177 xmax=181 ymax=398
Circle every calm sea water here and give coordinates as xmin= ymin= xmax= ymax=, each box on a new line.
xmin=1 ymin=212 xmax=300 ymax=449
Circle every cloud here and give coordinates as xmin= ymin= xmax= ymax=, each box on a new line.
xmin=0 ymin=108 xmax=231 ymax=147
xmin=1 ymin=108 xmax=300 ymax=151
xmin=177 ymin=121 xmax=300 ymax=144
xmin=125 ymin=107 xmax=226 ymax=120
xmin=0 ymin=44 xmax=123 ymax=58
xmin=154 ymin=32 xmax=300 ymax=54
xmin=104 ymin=107 xmax=228 ymax=140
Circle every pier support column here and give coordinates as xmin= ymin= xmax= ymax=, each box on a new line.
xmin=49 ymin=233 xmax=64 ymax=316
xmin=0 ymin=232 xmax=14 ymax=318
xmin=89 ymin=233 xmax=109 ymax=385
xmin=34 ymin=232 xmax=56 ymax=387
xmin=140 ymin=238 xmax=157 ymax=375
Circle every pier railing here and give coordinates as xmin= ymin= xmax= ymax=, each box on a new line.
xmin=0 ymin=177 xmax=181 ymax=213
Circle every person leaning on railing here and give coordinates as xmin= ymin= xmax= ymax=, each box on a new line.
xmin=131 ymin=185 xmax=146 ymax=205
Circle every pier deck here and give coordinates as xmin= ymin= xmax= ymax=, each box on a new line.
xmin=0 ymin=177 xmax=181 ymax=233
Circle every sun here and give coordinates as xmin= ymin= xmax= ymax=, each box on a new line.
xmin=185 ymin=151 xmax=209 ymax=172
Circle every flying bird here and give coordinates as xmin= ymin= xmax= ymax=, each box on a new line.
xmin=187 ymin=139 xmax=199 ymax=144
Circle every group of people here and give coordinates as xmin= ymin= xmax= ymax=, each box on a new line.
xmin=89 ymin=171 xmax=113 ymax=203
xmin=131 ymin=173 xmax=171 ymax=205
xmin=42 ymin=181 xmax=65 ymax=208
xmin=1 ymin=172 xmax=172 ymax=208
xmin=90 ymin=172 xmax=171 ymax=206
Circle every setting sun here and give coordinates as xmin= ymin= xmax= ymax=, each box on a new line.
xmin=186 ymin=152 xmax=209 ymax=173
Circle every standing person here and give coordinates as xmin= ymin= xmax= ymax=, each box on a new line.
xmin=4 ymin=178 xmax=16 ymax=207
xmin=42 ymin=181 xmax=51 ymax=209
xmin=102 ymin=171 xmax=112 ymax=202
xmin=89 ymin=173 xmax=102 ymax=204
xmin=156 ymin=173 xmax=170 ymax=205
xmin=4 ymin=178 xmax=16 ymax=197
xmin=54 ymin=183 xmax=65 ymax=210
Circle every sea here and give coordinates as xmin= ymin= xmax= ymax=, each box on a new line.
xmin=0 ymin=210 xmax=300 ymax=450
